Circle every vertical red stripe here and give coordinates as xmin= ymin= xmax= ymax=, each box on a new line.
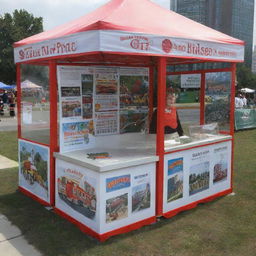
xmin=230 ymin=63 xmax=236 ymax=191
xmin=200 ymin=72 xmax=206 ymax=125
xmin=49 ymin=60 xmax=58 ymax=206
xmin=16 ymin=64 xmax=22 ymax=138
xmin=156 ymin=57 xmax=166 ymax=216
xmin=149 ymin=66 xmax=154 ymax=124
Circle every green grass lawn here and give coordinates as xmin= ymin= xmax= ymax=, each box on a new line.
xmin=0 ymin=130 xmax=255 ymax=256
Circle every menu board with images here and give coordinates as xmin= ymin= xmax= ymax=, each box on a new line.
xmin=58 ymin=66 xmax=95 ymax=152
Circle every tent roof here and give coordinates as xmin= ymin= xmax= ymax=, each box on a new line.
xmin=240 ymin=88 xmax=255 ymax=93
xmin=14 ymin=0 xmax=244 ymax=47
xmin=21 ymin=80 xmax=42 ymax=89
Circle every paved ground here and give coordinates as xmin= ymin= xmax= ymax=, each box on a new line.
xmin=0 ymin=116 xmax=17 ymax=131
xmin=0 ymin=154 xmax=41 ymax=256
xmin=0 ymin=155 xmax=18 ymax=170
xmin=0 ymin=215 xmax=42 ymax=256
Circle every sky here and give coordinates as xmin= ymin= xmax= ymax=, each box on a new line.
xmin=0 ymin=0 xmax=255 ymax=45
xmin=0 ymin=0 xmax=170 ymax=30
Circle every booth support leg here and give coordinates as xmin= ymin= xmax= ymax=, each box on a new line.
xmin=200 ymin=72 xmax=206 ymax=125
xmin=49 ymin=60 xmax=58 ymax=206
xmin=16 ymin=64 xmax=21 ymax=137
xmin=156 ymin=57 xmax=166 ymax=217
xmin=230 ymin=63 xmax=236 ymax=192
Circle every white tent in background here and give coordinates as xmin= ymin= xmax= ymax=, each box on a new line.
xmin=240 ymin=88 xmax=255 ymax=93
xmin=21 ymin=80 xmax=42 ymax=90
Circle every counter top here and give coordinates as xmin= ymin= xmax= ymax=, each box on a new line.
xmin=165 ymin=134 xmax=232 ymax=153
xmin=54 ymin=148 xmax=159 ymax=172
xmin=54 ymin=134 xmax=232 ymax=172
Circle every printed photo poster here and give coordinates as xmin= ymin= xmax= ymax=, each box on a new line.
xmin=81 ymin=73 xmax=94 ymax=95
xmin=81 ymin=73 xmax=94 ymax=120
xmin=105 ymin=174 xmax=130 ymax=223
xmin=94 ymin=95 xmax=118 ymax=112
xmin=61 ymin=98 xmax=82 ymax=119
xmin=95 ymin=67 xmax=119 ymax=95
xmin=60 ymin=121 xmax=95 ymax=152
xmin=132 ymin=173 xmax=151 ymax=213
xmin=119 ymin=67 xmax=149 ymax=109
xmin=205 ymin=72 xmax=231 ymax=131
xmin=58 ymin=66 xmax=95 ymax=152
xmin=19 ymin=140 xmax=50 ymax=203
xmin=94 ymin=111 xmax=119 ymax=136
xmin=213 ymin=145 xmax=229 ymax=184
xmin=56 ymin=160 xmax=97 ymax=222
xmin=189 ymin=149 xmax=210 ymax=196
xmin=82 ymin=95 xmax=93 ymax=119
xmin=167 ymin=158 xmax=183 ymax=203
xmin=106 ymin=193 xmax=128 ymax=223
xmin=120 ymin=109 xmax=148 ymax=133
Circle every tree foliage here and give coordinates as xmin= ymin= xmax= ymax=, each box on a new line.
xmin=236 ymin=64 xmax=256 ymax=90
xmin=0 ymin=10 xmax=43 ymax=84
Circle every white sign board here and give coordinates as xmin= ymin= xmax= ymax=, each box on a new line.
xmin=163 ymin=140 xmax=232 ymax=214
xmin=55 ymin=159 xmax=156 ymax=234
xmin=181 ymin=74 xmax=201 ymax=88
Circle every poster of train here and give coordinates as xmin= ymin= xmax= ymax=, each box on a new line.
xmin=205 ymin=72 xmax=231 ymax=131
xmin=163 ymin=141 xmax=232 ymax=214
xmin=55 ymin=159 xmax=99 ymax=232
xmin=19 ymin=139 xmax=50 ymax=203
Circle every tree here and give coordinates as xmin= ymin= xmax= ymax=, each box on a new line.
xmin=236 ymin=64 xmax=256 ymax=90
xmin=0 ymin=10 xmax=43 ymax=84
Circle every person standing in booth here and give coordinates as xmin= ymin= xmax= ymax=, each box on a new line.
xmin=149 ymin=89 xmax=184 ymax=136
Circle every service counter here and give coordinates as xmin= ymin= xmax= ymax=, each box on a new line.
xmin=54 ymin=139 xmax=158 ymax=240
xmin=53 ymin=133 xmax=232 ymax=239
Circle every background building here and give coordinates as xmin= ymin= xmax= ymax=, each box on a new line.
xmin=170 ymin=0 xmax=254 ymax=67
xmin=252 ymin=46 xmax=256 ymax=73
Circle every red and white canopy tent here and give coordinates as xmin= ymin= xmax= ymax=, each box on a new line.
xmin=14 ymin=0 xmax=244 ymax=64
xmin=14 ymin=0 xmax=244 ymax=241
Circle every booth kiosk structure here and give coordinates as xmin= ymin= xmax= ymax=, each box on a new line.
xmin=14 ymin=0 xmax=244 ymax=241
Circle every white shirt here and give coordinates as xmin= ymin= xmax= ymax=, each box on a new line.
xmin=242 ymin=97 xmax=247 ymax=106
xmin=235 ymin=97 xmax=243 ymax=108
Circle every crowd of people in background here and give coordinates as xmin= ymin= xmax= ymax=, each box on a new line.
xmin=0 ymin=90 xmax=16 ymax=117
xmin=235 ymin=93 xmax=256 ymax=108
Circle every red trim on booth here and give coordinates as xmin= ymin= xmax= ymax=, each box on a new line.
xmin=164 ymin=138 xmax=232 ymax=155
xmin=18 ymin=137 xmax=49 ymax=147
xmin=200 ymin=72 xmax=205 ymax=125
xmin=54 ymin=208 xmax=101 ymax=240
xmin=149 ymin=66 xmax=154 ymax=124
xmin=219 ymin=131 xmax=231 ymax=135
xmin=230 ymin=64 xmax=236 ymax=137
xmin=49 ymin=60 xmax=59 ymax=206
xmin=16 ymin=64 xmax=22 ymax=138
xmin=100 ymin=216 xmax=156 ymax=242
xmin=156 ymin=57 xmax=166 ymax=216
xmin=54 ymin=207 xmax=156 ymax=242
xmin=19 ymin=186 xmax=50 ymax=206
xmin=230 ymin=63 xmax=236 ymax=190
xmin=57 ymin=62 xmax=151 ymax=68
xmin=163 ymin=188 xmax=232 ymax=219
xmin=167 ymin=67 xmax=233 ymax=76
